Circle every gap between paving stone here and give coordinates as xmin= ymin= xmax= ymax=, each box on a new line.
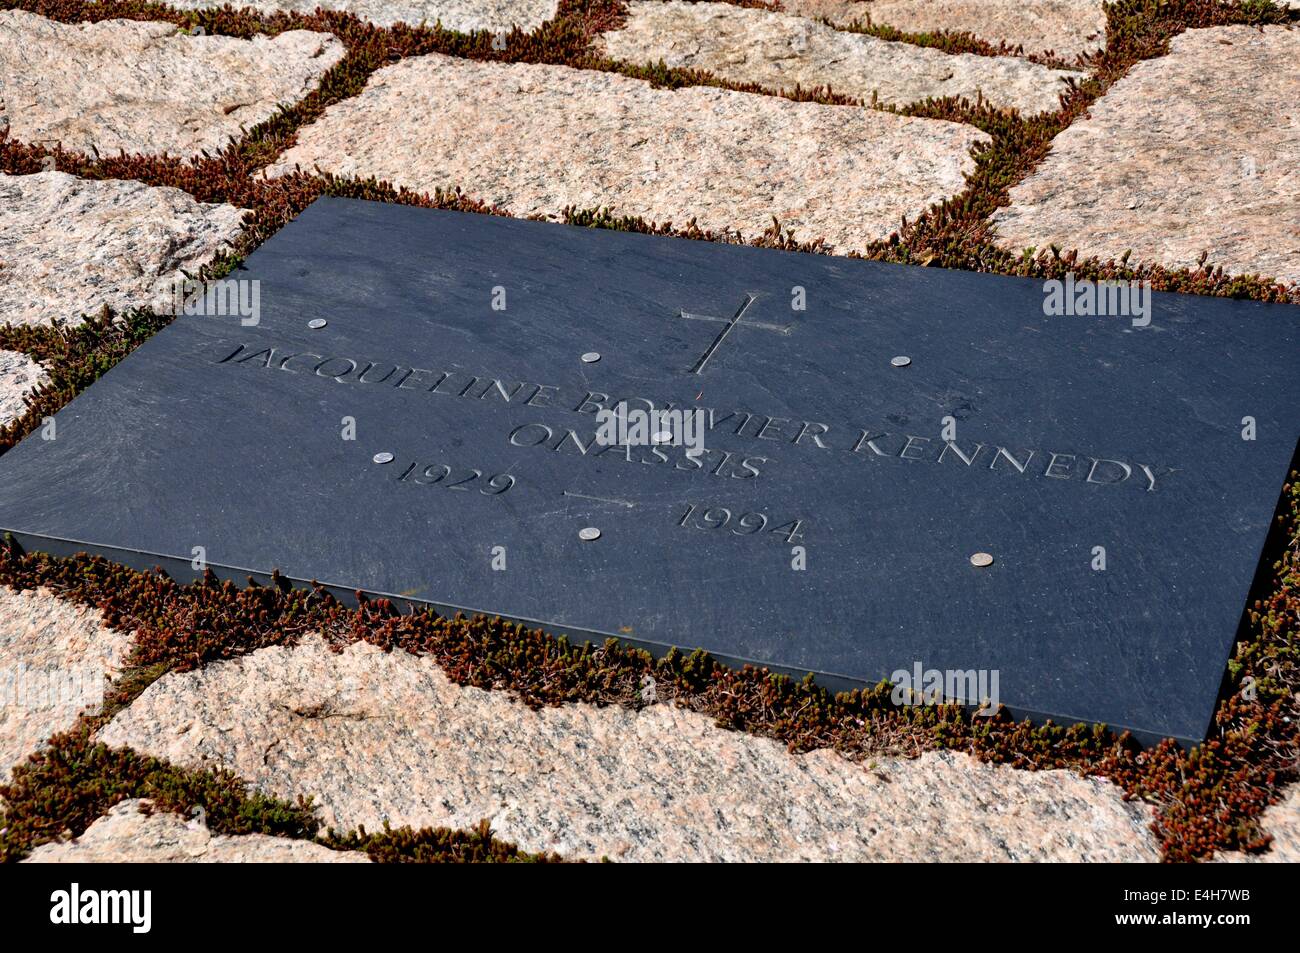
xmin=0 ymin=10 xmax=344 ymax=158
xmin=0 ymin=587 xmax=132 ymax=784
xmin=22 ymin=799 xmax=371 ymax=863
xmin=0 ymin=171 xmax=246 ymax=328
xmin=0 ymin=351 xmax=47 ymax=430
xmin=1212 ymin=785 xmax=1300 ymax=863
xmin=991 ymin=24 xmax=1300 ymax=287
xmin=780 ymin=0 xmax=1108 ymax=60
xmin=597 ymin=1 xmax=1076 ymax=114
xmin=99 ymin=635 xmax=1163 ymax=862
xmin=267 ymin=52 xmax=988 ymax=253
xmin=164 ymin=0 xmax=560 ymax=31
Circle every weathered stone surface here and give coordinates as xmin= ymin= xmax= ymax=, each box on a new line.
xmin=782 ymin=0 xmax=1107 ymax=59
xmin=1214 ymin=786 xmax=1300 ymax=863
xmin=1251 ymin=786 xmax=1300 ymax=862
xmin=166 ymin=0 xmax=558 ymax=31
xmin=100 ymin=636 xmax=1160 ymax=862
xmin=0 ymin=172 xmax=246 ymax=328
xmin=597 ymin=2 xmax=1075 ymax=113
xmin=269 ymin=54 xmax=986 ymax=253
xmin=23 ymin=799 xmax=371 ymax=863
xmin=0 ymin=351 xmax=45 ymax=429
xmin=992 ymin=26 xmax=1300 ymax=287
xmin=0 ymin=11 xmax=344 ymax=157
xmin=0 ymin=588 xmax=131 ymax=782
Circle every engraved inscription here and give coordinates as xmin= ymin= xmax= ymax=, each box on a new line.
xmin=394 ymin=460 xmax=516 ymax=495
xmin=215 ymin=340 xmax=1173 ymax=494
xmin=678 ymin=503 xmax=806 ymax=543
xmin=507 ymin=422 xmax=767 ymax=481
xmin=678 ymin=293 xmax=792 ymax=374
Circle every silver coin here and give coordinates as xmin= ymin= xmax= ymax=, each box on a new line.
xmin=307 ymin=318 xmax=328 ymax=330
xmin=581 ymin=352 xmax=601 ymax=364
xmin=970 ymin=552 xmax=994 ymax=568
xmin=578 ymin=527 xmax=601 ymax=541
xmin=890 ymin=355 xmax=911 ymax=368
xmin=372 ymin=452 xmax=395 ymax=465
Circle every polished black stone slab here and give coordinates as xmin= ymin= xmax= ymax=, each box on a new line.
xmin=2 ymin=198 xmax=1297 ymax=745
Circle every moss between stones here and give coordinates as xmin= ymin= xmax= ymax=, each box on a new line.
xmin=792 ymin=6 xmax=1084 ymax=69
xmin=0 ymin=310 xmax=177 ymax=455
xmin=0 ymin=0 xmax=1297 ymax=862
xmin=0 ymin=712 xmax=564 ymax=862
xmin=0 ymin=736 xmax=564 ymax=862
xmin=322 ymin=821 xmax=567 ymax=862
xmin=0 ymin=727 xmax=320 ymax=862
xmin=873 ymin=0 xmax=1299 ymax=296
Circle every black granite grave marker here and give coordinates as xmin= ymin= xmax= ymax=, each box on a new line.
xmin=1 ymin=198 xmax=1297 ymax=745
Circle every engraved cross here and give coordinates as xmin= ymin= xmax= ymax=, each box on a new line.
xmin=678 ymin=294 xmax=792 ymax=374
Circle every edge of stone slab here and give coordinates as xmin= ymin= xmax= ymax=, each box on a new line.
xmin=22 ymin=798 xmax=372 ymax=863
xmin=595 ymin=1 xmax=1078 ymax=114
xmin=95 ymin=634 xmax=1165 ymax=863
xmin=779 ymin=0 xmax=1109 ymax=61
xmin=0 ymin=10 xmax=346 ymax=159
xmin=0 ymin=350 xmax=48 ymax=429
xmin=0 ymin=585 xmax=133 ymax=783
xmin=262 ymin=51 xmax=990 ymax=256
xmin=161 ymin=0 xmax=564 ymax=32
xmin=0 ymin=170 xmax=248 ymax=329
